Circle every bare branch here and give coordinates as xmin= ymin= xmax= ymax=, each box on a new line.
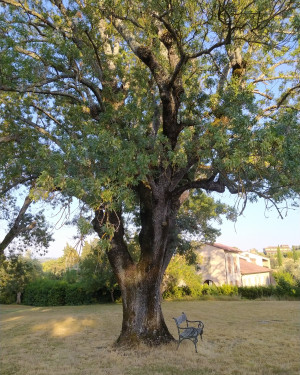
xmin=277 ymin=83 xmax=300 ymax=108
xmin=0 ymin=85 xmax=82 ymax=103
xmin=253 ymin=75 xmax=296 ymax=84
xmin=253 ymin=90 xmax=273 ymax=100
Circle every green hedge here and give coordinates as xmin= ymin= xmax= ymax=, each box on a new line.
xmin=203 ymin=284 xmax=238 ymax=296
xmin=21 ymin=274 xmax=300 ymax=306
xmin=163 ymin=283 xmax=300 ymax=301
xmin=23 ymin=279 xmax=93 ymax=306
xmin=162 ymin=284 xmax=239 ymax=299
xmin=65 ymin=283 xmax=93 ymax=305
xmin=238 ymin=286 xmax=275 ymax=299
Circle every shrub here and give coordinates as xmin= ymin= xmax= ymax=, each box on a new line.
xmin=217 ymin=284 xmax=238 ymax=296
xmin=238 ymin=286 xmax=266 ymax=299
xmin=162 ymin=286 xmax=190 ymax=299
xmin=273 ymin=271 xmax=300 ymax=297
xmin=23 ymin=279 xmax=64 ymax=306
xmin=0 ymin=291 xmax=16 ymax=304
xmin=47 ymin=281 xmax=67 ymax=306
xmin=65 ymin=283 xmax=93 ymax=305
xmin=23 ymin=279 xmax=108 ymax=306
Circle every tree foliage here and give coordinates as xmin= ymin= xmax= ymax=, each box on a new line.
xmin=276 ymin=245 xmax=283 ymax=267
xmin=0 ymin=252 xmax=43 ymax=303
xmin=79 ymin=239 xmax=118 ymax=302
xmin=0 ymin=0 xmax=299 ymax=345
xmin=162 ymin=254 xmax=203 ymax=298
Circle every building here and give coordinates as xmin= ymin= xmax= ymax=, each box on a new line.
xmin=239 ymin=252 xmax=271 ymax=268
xmin=196 ymin=243 xmax=273 ymax=287
xmin=239 ymin=259 xmax=273 ymax=287
xmin=263 ymin=245 xmax=291 ymax=255
xmin=196 ymin=243 xmax=241 ymax=286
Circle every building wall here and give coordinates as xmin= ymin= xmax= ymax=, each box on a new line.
xmin=225 ymin=252 xmax=241 ymax=286
xmin=197 ymin=245 xmax=241 ymax=286
xmin=240 ymin=252 xmax=271 ymax=268
xmin=241 ymin=272 xmax=271 ymax=287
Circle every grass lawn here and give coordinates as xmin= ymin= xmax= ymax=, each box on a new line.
xmin=0 ymin=300 xmax=299 ymax=375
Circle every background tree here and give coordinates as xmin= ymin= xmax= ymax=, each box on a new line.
xmin=79 ymin=240 xmax=119 ymax=302
xmin=175 ymin=190 xmax=236 ymax=262
xmin=62 ymin=243 xmax=80 ymax=269
xmin=276 ymin=245 xmax=283 ymax=267
xmin=0 ymin=252 xmax=43 ymax=303
xmin=0 ymin=0 xmax=299 ymax=346
xmin=292 ymin=246 xmax=300 ymax=263
xmin=42 ymin=256 xmax=66 ymax=277
xmin=162 ymin=254 xmax=203 ymax=298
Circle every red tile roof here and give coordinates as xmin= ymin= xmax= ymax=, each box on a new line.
xmin=213 ymin=243 xmax=241 ymax=253
xmin=240 ymin=259 xmax=272 ymax=275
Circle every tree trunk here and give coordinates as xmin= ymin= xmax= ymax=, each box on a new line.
xmin=16 ymin=292 xmax=21 ymax=304
xmin=109 ymin=289 xmax=115 ymax=303
xmin=116 ymin=265 xmax=174 ymax=346
xmin=92 ymin=182 xmax=180 ymax=347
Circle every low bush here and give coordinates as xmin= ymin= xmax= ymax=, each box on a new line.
xmin=217 ymin=284 xmax=238 ymax=296
xmin=23 ymin=279 xmax=61 ymax=306
xmin=162 ymin=283 xmax=238 ymax=299
xmin=162 ymin=286 xmax=191 ymax=300
xmin=23 ymin=279 xmax=94 ymax=306
xmin=0 ymin=291 xmax=16 ymax=304
xmin=238 ymin=286 xmax=275 ymax=299
xmin=273 ymin=271 xmax=300 ymax=297
xmin=64 ymin=283 xmax=93 ymax=305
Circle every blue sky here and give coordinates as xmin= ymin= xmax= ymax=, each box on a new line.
xmin=214 ymin=193 xmax=300 ymax=252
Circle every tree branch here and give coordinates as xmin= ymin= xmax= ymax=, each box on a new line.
xmin=111 ymin=18 xmax=167 ymax=90
xmin=0 ymin=135 xmax=20 ymax=143
xmin=0 ymin=194 xmax=33 ymax=256
xmin=0 ymin=176 xmax=38 ymax=196
xmin=18 ymin=116 xmax=62 ymax=147
xmin=173 ymin=175 xmax=226 ymax=198
xmin=277 ymin=83 xmax=300 ymax=108
xmin=0 ymin=85 xmax=82 ymax=103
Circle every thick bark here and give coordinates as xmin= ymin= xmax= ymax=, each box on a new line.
xmin=116 ymin=264 xmax=174 ymax=346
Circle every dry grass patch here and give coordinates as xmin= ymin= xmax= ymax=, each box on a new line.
xmin=1 ymin=300 xmax=299 ymax=375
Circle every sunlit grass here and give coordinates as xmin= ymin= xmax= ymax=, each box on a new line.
xmin=1 ymin=300 xmax=299 ymax=375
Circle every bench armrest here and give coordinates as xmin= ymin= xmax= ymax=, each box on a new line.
xmin=186 ymin=320 xmax=204 ymax=328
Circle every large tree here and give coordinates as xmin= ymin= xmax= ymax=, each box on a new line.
xmin=0 ymin=0 xmax=299 ymax=346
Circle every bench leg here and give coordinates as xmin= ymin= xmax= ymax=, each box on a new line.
xmin=194 ymin=338 xmax=198 ymax=353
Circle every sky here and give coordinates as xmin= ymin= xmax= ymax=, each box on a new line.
xmin=35 ymin=193 xmax=300 ymax=258
xmin=213 ymin=193 xmax=300 ymax=252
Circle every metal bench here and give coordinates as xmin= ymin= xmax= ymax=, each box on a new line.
xmin=173 ymin=312 xmax=204 ymax=353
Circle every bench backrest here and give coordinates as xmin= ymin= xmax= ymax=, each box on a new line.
xmin=173 ymin=312 xmax=187 ymax=327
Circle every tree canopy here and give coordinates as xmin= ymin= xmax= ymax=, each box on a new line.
xmin=0 ymin=0 xmax=299 ymax=346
